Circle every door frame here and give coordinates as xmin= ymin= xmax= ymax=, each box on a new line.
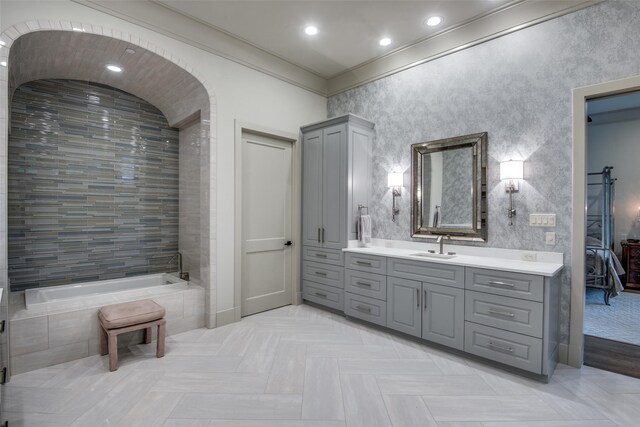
xmin=569 ymin=74 xmax=640 ymax=367
xmin=234 ymin=121 xmax=301 ymax=320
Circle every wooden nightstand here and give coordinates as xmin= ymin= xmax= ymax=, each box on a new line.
xmin=621 ymin=240 xmax=640 ymax=290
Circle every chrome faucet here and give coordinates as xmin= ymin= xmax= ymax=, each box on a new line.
xmin=168 ymin=252 xmax=189 ymax=281
xmin=436 ymin=235 xmax=451 ymax=254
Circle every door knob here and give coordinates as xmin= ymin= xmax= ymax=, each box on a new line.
xmin=284 ymin=241 xmax=293 ymax=247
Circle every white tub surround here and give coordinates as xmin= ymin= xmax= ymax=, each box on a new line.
xmin=344 ymin=239 xmax=563 ymax=277
xmin=25 ymin=274 xmax=186 ymax=310
xmin=306 ymin=239 xmax=563 ymax=380
xmin=9 ymin=277 xmax=205 ymax=374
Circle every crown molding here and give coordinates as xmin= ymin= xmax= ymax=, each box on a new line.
xmin=326 ymin=0 xmax=602 ymax=96
xmin=71 ymin=0 xmax=601 ymax=98
xmin=71 ymin=0 xmax=328 ymax=96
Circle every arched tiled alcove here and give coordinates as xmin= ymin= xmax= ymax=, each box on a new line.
xmin=0 ymin=22 xmax=217 ymax=373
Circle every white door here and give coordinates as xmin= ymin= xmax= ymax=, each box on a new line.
xmin=241 ymin=131 xmax=293 ymax=316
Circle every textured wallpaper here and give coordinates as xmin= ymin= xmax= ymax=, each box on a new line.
xmin=9 ymin=79 xmax=179 ymax=290
xmin=328 ymin=0 xmax=640 ymax=342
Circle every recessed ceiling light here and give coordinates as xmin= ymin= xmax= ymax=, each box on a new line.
xmin=0 ymin=61 xmax=7 ymax=67
xmin=304 ymin=25 xmax=318 ymax=36
xmin=106 ymin=64 xmax=122 ymax=73
xmin=379 ymin=37 xmax=392 ymax=47
xmin=425 ymin=16 xmax=443 ymax=27
xmin=72 ymin=27 xmax=85 ymax=32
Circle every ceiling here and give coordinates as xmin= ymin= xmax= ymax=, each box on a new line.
xmin=155 ymin=0 xmax=514 ymax=78
xmin=587 ymin=91 xmax=640 ymax=125
xmin=8 ymin=31 xmax=208 ymax=126
xmin=75 ymin=0 xmax=600 ymax=95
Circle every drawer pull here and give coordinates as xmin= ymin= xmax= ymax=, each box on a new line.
xmin=1 ymin=367 xmax=6 ymax=385
xmin=487 ymin=280 xmax=516 ymax=288
xmin=488 ymin=309 xmax=515 ymax=318
xmin=355 ymin=260 xmax=372 ymax=266
xmin=355 ymin=305 xmax=372 ymax=313
xmin=314 ymin=253 xmax=328 ymax=258
xmin=315 ymin=271 xmax=327 ymax=276
xmin=355 ymin=281 xmax=372 ymax=287
xmin=0 ymin=320 xmax=5 ymax=334
xmin=315 ymin=292 xmax=327 ymax=298
xmin=417 ymin=288 xmax=420 ymax=308
xmin=488 ymin=342 xmax=514 ymax=353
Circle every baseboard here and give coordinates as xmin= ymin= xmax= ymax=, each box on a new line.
xmin=216 ymin=307 xmax=240 ymax=327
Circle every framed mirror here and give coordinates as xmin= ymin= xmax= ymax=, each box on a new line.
xmin=411 ymin=132 xmax=487 ymax=241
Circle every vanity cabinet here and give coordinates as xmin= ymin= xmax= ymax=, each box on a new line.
xmin=335 ymin=249 xmax=562 ymax=380
xmin=386 ymin=266 xmax=464 ymax=350
xmin=463 ymin=267 xmax=557 ymax=375
xmin=301 ymin=115 xmax=374 ymax=311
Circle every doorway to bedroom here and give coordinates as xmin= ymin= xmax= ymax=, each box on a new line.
xmin=584 ymin=90 xmax=640 ymax=377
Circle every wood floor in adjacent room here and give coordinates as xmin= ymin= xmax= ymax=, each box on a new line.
xmin=3 ymin=304 xmax=640 ymax=426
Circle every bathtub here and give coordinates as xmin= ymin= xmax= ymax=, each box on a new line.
xmin=11 ymin=273 xmax=203 ymax=374
xmin=25 ymin=273 xmax=187 ymax=309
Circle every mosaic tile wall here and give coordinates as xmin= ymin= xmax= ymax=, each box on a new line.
xmin=8 ymin=79 xmax=179 ymax=291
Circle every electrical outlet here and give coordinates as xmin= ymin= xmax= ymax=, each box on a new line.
xmin=530 ymin=214 xmax=557 ymax=227
xmin=521 ymin=252 xmax=537 ymax=262
xmin=545 ymin=232 xmax=556 ymax=245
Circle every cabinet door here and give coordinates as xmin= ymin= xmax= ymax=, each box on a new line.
xmin=321 ymin=124 xmax=347 ymax=249
xmin=302 ymin=129 xmax=323 ymax=247
xmin=422 ymin=282 xmax=464 ymax=350
xmin=387 ymin=277 xmax=421 ymax=337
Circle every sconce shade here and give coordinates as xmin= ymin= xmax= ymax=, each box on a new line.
xmin=388 ymin=172 xmax=403 ymax=187
xmin=500 ymin=160 xmax=524 ymax=181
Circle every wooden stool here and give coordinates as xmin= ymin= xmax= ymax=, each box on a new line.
xmin=98 ymin=299 xmax=166 ymax=371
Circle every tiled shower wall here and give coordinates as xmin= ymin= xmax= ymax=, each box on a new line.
xmin=8 ymin=79 xmax=179 ymax=290
xmin=179 ymin=119 xmax=201 ymax=281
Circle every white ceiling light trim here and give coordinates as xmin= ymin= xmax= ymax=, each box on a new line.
xmin=106 ymin=64 xmax=123 ymax=72
xmin=379 ymin=38 xmax=392 ymax=47
xmin=304 ymin=26 xmax=318 ymax=36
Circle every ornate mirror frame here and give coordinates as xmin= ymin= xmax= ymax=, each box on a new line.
xmin=411 ymin=132 xmax=488 ymax=242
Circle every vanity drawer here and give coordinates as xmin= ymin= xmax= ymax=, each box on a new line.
xmin=303 ymin=281 xmax=344 ymax=311
xmin=465 ymin=291 xmax=543 ymax=338
xmin=387 ymin=258 xmax=464 ymax=289
xmin=303 ymin=261 xmax=344 ymax=289
xmin=303 ymin=246 xmax=344 ymax=266
xmin=345 ymin=253 xmax=387 ymax=275
xmin=345 ymin=270 xmax=387 ymax=301
xmin=344 ymin=292 xmax=387 ymax=327
xmin=465 ymin=268 xmax=544 ymax=302
xmin=465 ymin=322 xmax=542 ymax=374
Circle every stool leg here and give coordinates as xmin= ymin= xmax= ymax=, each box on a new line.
xmin=144 ymin=327 xmax=152 ymax=344
xmin=108 ymin=333 xmax=118 ymax=372
xmin=156 ymin=322 xmax=166 ymax=358
xmin=100 ymin=326 xmax=108 ymax=356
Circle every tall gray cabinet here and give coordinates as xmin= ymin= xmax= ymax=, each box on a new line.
xmin=301 ymin=114 xmax=374 ymax=310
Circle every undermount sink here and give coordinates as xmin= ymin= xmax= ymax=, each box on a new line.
xmin=409 ymin=252 xmax=457 ymax=259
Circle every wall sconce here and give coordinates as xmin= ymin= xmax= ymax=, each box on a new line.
xmin=499 ymin=160 xmax=524 ymax=226
xmin=388 ymin=172 xmax=403 ymax=222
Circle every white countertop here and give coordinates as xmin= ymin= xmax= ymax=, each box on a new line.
xmin=343 ymin=241 xmax=564 ymax=277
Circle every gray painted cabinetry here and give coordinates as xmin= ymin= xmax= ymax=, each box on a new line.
xmin=341 ymin=250 xmax=561 ymax=380
xmin=300 ymin=115 xmax=374 ymax=311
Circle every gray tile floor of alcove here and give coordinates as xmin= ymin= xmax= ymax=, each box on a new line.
xmin=584 ymin=287 xmax=640 ymax=346
xmin=2 ymin=304 xmax=640 ymax=426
